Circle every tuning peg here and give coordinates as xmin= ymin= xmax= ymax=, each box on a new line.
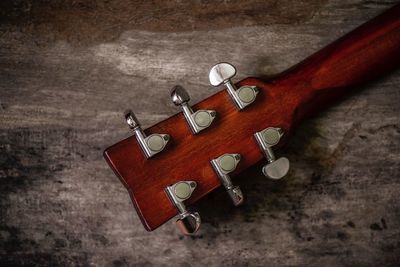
xmin=211 ymin=153 xmax=244 ymax=206
xmin=165 ymin=181 xmax=201 ymax=235
xmin=171 ymin=85 xmax=216 ymax=134
xmin=254 ymin=127 xmax=290 ymax=179
xmin=209 ymin=62 xmax=259 ymax=110
xmin=124 ymin=110 xmax=170 ymax=159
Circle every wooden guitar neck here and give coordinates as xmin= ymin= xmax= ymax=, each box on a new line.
xmin=269 ymin=3 xmax=400 ymax=126
xmin=104 ymin=4 xmax=400 ymax=232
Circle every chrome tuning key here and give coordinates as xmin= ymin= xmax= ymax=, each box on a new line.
xmin=165 ymin=181 xmax=201 ymax=235
xmin=125 ymin=110 xmax=170 ymax=159
xmin=209 ymin=62 xmax=259 ymax=110
xmin=211 ymin=153 xmax=244 ymax=206
xmin=171 ymin=85 xmax=216 ymax=134
xmin=254 ymin=127 xmax=290 ymax=179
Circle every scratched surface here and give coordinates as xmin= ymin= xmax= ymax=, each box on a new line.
xmin=1 ymin=0 xmax=400 ymax=266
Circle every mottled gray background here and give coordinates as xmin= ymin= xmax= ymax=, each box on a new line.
xmin=1 ymin=0 xmax=400 ymax=266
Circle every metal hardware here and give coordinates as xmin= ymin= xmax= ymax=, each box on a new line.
xmin=125 ymin=110 xmax=170 ymax=159
xmin=171 ymin=85 xmax=216 ymax=134
xmin=165 ymin=181 xmax=201 ymax=235
xmin=211 ymin=153 xmax=244 ymax=206
xmin=254 ymin=127 xmax=290 ymax=179
xmin=209 ymin=62 xmax=259 ymax=110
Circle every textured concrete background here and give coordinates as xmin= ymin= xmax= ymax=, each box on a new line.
xmin=1 ymin=0 xmax=400 ymax=266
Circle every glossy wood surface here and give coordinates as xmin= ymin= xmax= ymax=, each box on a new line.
xmin=104 ymin=4 xmax=400 ymax=231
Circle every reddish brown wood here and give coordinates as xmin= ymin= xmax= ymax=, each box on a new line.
xmin=104 ymin=4 xmax=400 ymax=231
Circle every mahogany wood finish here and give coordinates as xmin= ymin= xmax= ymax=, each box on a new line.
xmin=104 ymin=4 xmax=400 ymax=231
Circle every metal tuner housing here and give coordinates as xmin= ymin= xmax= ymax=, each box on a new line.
xmin=171 ymin=85 xmax=216 ymax=134
xmin=211 ymin=153 xmax=244 ymax=206
xmin=165 ymin=181 xmax=201 ymax=235
xmin=125 ymin=110 xmax=170 ymax=159
xmin=254 ymin=127 xmax=290 ymax=179
xmin=209 ymin=62 xmax=259 ymax=110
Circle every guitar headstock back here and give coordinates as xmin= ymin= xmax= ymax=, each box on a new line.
xmin=104 ymin=70 xmax=296 ymax=232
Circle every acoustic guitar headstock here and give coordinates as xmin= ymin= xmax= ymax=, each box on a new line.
xmin=103 ymin=3 xmax=400 ymax=235
xmin=104 ymin=62 xmax=294 ymax=235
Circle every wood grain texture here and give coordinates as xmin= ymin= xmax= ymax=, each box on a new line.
xmin=104 ymin=4 xmax=400 ymax=231
xmin=0 ymin=0 xmax=327 ymax=45
xmin=1 ymin=0 xmax=400 ymax=266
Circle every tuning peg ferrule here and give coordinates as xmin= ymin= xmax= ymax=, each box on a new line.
xmin=171 ymin=85 xmax=216 ymax=134
xmin=165 ymin=181 xmax=201 ymax=235
xmin=210 ymin=153 xmax=244 ymax=206
xmin=254 ymin=127 xmax=290 ymax=179
xmin=209 ymin=62 xmax=259 ymax=110
xmin=124 ymin=110 xmax=170 ymax=159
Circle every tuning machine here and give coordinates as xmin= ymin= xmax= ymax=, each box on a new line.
xmin=125 ymin=110 xmax=170 ymax=159
xmin=210 ymin=153 xmax=244 ymax=206
xmin=165 ymin=181 xmax=201 ymax=235
xmin=254 ymin=127 xmax=290 ymax=179
xmin=171 ymin=85 xmax=216 ymax=134
xmin=209 ymin=62 xmax=259 ymax=110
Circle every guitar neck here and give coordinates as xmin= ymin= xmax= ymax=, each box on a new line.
xmin=264 ymin=3 xmax=400 ymax=126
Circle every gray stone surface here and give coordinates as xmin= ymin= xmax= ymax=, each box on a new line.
xmin=1 ymin=1 xmax=399 ymax=266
